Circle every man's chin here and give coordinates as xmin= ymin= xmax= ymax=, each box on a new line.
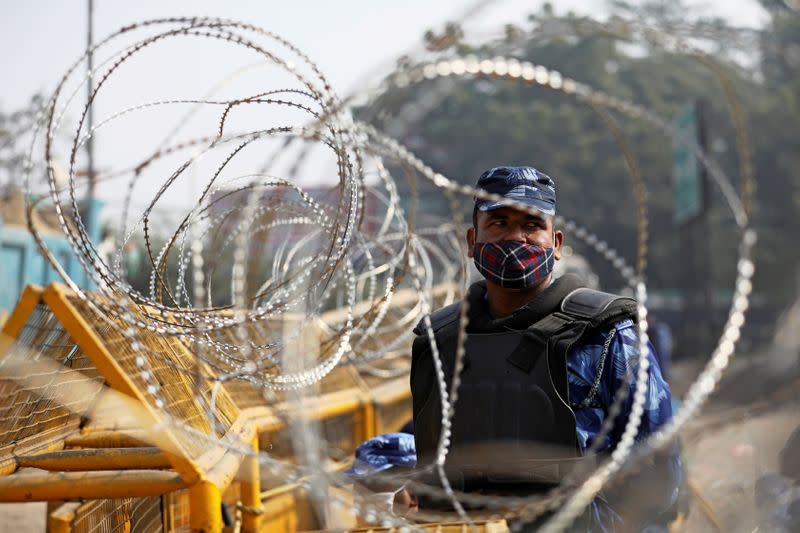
xmin=504 ymin=285 xmax=540 ymax=293
xmin=484 ymin=278 xmax=546 ymax=293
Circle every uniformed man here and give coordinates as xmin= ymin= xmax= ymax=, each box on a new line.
xmin=407 ymin=166 xmax=681 ymax=530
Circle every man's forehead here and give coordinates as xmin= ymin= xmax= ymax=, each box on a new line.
xmin=482 ymin=206 xmax=548 ymax=221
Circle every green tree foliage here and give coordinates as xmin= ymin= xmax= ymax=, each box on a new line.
xmin=359 ymin=1 xmax=799 ymax=344
xmin=0 ymin=94 xmax=45 ymax=189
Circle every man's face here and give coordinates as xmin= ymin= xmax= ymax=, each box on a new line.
xmin=466 ymin=206 xmax=563 ymax=261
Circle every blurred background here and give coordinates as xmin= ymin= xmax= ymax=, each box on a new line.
xmin=1 ymin=1 xmax=798 ymax=531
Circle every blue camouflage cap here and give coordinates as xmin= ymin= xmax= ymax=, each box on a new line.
xmin=474 ymin=166 xmax=556 ymax=216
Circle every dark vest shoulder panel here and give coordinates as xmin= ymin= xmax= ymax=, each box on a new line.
xmin=560 ymin=287 xmax=637 ymax=328
xmin=412 ymin=302 xmax=461 ymax=336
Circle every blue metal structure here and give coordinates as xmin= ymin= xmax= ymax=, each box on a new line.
xmin=0 ymin=197 xmax=103 ymax=312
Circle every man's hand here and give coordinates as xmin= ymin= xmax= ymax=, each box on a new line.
xmin=393 ymin=488 xmax=419 ymax=516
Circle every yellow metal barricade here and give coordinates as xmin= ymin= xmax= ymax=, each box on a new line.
xmin=48 ymin=496 xmax=165 ymax=533
xmin=0 ymin=286 xmax=105 ymax=474
xmin=0 ymin=284 xmax=257 ymax=532
xmin=49 ymin=499 xmax=132 ymax=533
xmin=370 ymin=377 xmax=412 ymax=436
xmin=130 ymin=496 xmax=165 ymax=532
xmin=0 ymin=281 xmax=462 ymax=532
xmin=348 ymin=521 xmax=510 ymax=532
xmin=162 ymin=489 xmax=191 ymax=532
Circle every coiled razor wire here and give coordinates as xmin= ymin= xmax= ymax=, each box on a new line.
xmin=14 ymin=13 xmax=760 ymax=532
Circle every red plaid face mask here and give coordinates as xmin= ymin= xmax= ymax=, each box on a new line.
xmin=473 ymin=240 xmax=555 ymax=289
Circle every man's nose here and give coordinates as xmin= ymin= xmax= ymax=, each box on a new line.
xmin=506 ymin=225 xmax=528 ymax=242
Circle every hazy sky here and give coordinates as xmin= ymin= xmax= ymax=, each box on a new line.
xmin=1 ymin=0 xmax=768 ymax=215
xmin=1 ymin=0 xmax=769 ymax=108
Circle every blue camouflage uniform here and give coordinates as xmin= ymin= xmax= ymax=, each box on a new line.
xmin=568 ymin=317 xmax=681 ymax=531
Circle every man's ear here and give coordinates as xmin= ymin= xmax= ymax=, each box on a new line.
xmin=553 ymin=229 xmax=564 ymax=261
xmin=466 ymin=226 xmax=476 ymax=257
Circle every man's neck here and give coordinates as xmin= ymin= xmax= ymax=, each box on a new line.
xmin=485 ymin=274 xmax=553 ymax=319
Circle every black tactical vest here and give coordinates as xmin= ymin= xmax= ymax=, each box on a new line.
xmin=411 ymin=274 xmax=637 ymax=492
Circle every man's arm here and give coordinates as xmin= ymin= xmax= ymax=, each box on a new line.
xmin=602 ymin=322 xmax=674 ymax=442
xmin=601 ymin=321 xmax=684 ymax=526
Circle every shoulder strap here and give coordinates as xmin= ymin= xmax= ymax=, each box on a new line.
xmin=560 ymin=287 xmax=637 ymax=329
xmin=413 ymin=302 xmax=462 ymax=336
xmin=515 ymin=288 xmax=636 ymax=373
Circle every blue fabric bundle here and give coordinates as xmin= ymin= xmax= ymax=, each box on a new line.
xmin=346 ymin=432 xmax=417 ymax=477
